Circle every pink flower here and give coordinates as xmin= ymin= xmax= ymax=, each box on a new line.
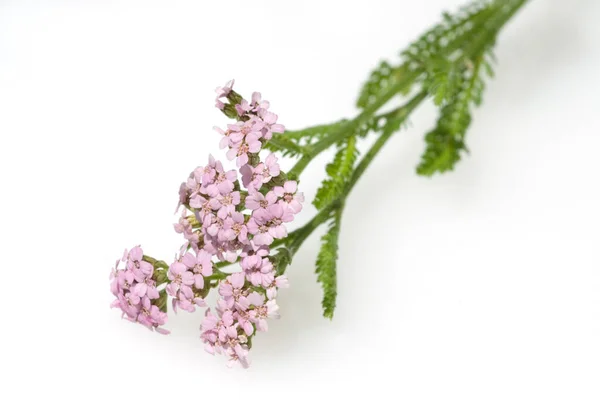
xmin=240 ymin=242 xmax=270 ymax=259
xmin=132 ymin=273 xmax=159 ymax=299
xmin=181 ymin=249 xmax=213 ymax=289
xmin=176 ymin=288 xmax=207 ymax=312
xmin=215 ymin=79 xmax=234 ymax=110
xmin=247 ymin=203 xmax=294 ymax=245
xmin=241 ymin=256 xmax=274 ymax=287
xmin=257 ymin=153 xmax=281 ymax=182
xmin=209 ymin=191 xmax=241 ymax=219
xmin=235 ymin=91 xmax=270 ymax=117
xmin=110 ymin=269 xmax=134 ymax=296
xmin=226 ymin=346 xmax=250 ymax=369
xmin=137 ymin=297 xmax=170 ymax=334
xmin=166 ymin=261 xmax=194 ymax=294
xmin=241 ymin=153 xmax=281 ymax=190
xmin=110 ymin=246 xmax=168 ymax=334
xmin=221 ymin=212 xmax=249 ymax=243
xmin=266 ymin=275 xmax=289 ymax=299
xmin=218 ymin=273 xmax=249 ymax=310
xmin=214 ymin=126 xmax=244 ymax=150
xmin=257 ymin=110 xmax=285 ymax=140
xmin=127 ymin=246 xmax=153 ymax=281
xmin=226 ymin=132 xmax=262 ymax=167
xmin=273 ymin=180 xmax=304 ymax=214
xmin=249 ymin=296 xmax=280 ymax=332
xmin=245 ymin=189 xmax=277 ymax=211
xmin=204 ymin=167 xmax=237 ymax=198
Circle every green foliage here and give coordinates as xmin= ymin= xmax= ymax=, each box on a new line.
xmin=402 ymin=2 xmax=498 ymax=69
xmin=356 ymin=63 xmax=413 ymax=110
xmin=357 ymin=1 xmax=498 ymax=111
xmin=313 ymin=136 xmax=359 ymax=210
xmin=270 ymin=247 xmax=293 ymax=275
xmin=264 ymin=120 xmax=349 ymax=157
xmin=417 ymin=57 xmax=486 ymax=176
xmin=315 ymin=211 xmax=342 ymax=319
xmin=286 ymin=119 xmax=348 ymax=146
xmin=263 ymin=135 xmax=306 ymax=157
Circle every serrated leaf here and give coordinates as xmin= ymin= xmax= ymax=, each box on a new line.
xmin=315 ymin=211 xmax=342 ymax=319
xmin=416 ymin=55 xmax=488 ymax=176
xmin=313 ymin=137 xmax=359 ymax=210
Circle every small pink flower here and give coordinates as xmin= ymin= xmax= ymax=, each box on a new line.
xmin=204 ymin=168 xmax=237 ymax=198
xmin=245 ymin=189 xmax=277 ymax=211
xmin=266 ymin=275 xmax=289 ymax=299
xmin=127 ymin=246 xmax=153 ymax=281
xmin=241 ymin=256 xmax=274 ymax=287
xmin=181 ymin=249 xmax=213 ymax=289
xmin=257 ymin=109 xmax=285 ymax=140
xmin=219 ymin=273 xmax=249 ymax=310
xmin=214 ymin=126 xmax=244 ymax=150
xmin=209 ymin=191 xmax=241 ymax=219
xmin=273 ymin=180 xmax=304 ymax=214
xmin=166 ymin=261 xmax=194 ymax=294
xmin=215 ymin=79 xmax=234 ymax=110
xmin=249 ymin=297 xmax=280 ymax=332
xmin=226 ymin=132 xmax=262 ymax=167
xmin=221 ymin=212 xmax=249 ymax=243
xmin=248 ymin=203 xmax=294 ymax=245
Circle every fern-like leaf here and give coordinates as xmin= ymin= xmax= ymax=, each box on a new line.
xmin=313 ymin=136 xmax=359 ymax=210
xmin=356 ymin=1 xmax=499 ymax=110
xmin=316 ymin=210 xmax=342 ymax=319
xmin=417 ymin=57 xmax=486 ymax=176
xmin=262 ymin=134 xmax=306 ymax=157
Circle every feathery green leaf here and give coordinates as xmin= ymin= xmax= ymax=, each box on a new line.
xmin=315 ymin=210 xmax=342 ymax=319
xmin=313 ymin=136 xmax=359 ymax=210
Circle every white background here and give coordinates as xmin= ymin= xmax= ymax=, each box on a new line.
xmin=1 ymin=0 xmax=599 ymax=398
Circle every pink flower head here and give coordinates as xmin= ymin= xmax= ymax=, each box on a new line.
xmin=274 ymin=180 xmax=304 ymax=214
xmin=247 ymin=203 xmax=294 ymax=246
xmin=241 ymin=153 xmax=281 ymax=190
xmin=181 ymin=249 xmax=213 ymax=289
xmin=110 ymin=246 xmax=168 ymax=334
xmin=240 ymin=256 xmax=274 ymax=287
xmin=235 ymin=91 xmax=270 ymax=117
xmin=214 ymin=126 xmax=244 ymax=150
xmin=266 ymin=274 xmax=290 ymax=299
xmin=245 ymin=189 xmax=277 ymax=211
xmin=209 ymin=190 xmax=241 ymax=219
xmin=225 ymin=345 xmax=250 ymax=369
xmin=215 ymin=79 xmax=234 ymax=110
xmin=226 ymin=132 xmax=262 ymax=167
xmin=256 ymin=153 xmax=281 ymax=182
xmin=256 ymin=110 xmax=285 ymax=140
xmin=221 ymin=212 xmax=249 ymax=244
xmin=218 ymin=273 xmax=249 ymax=310
xmin=249 ymin=297 xmax=280 ymax=332
xmin=166 ymin=261 xmax=194 ymax=295
xmin=137 ymin=297 xmax=170 ymax=334
xmin=204 ymin=166 xmax=236 ymax=198
xmin=126 ymin=246 xmax=153 ymax=281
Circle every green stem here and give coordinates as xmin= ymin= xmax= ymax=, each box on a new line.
xmin=289 ymin=71 xmax=419 ymax=177
xmin=285 ymin=90 xmax=427 ymax=255
xmin=343 ymin=91 xmax=427 ymax=197
xmin=288 ymin=199 xmax=342 ymax=256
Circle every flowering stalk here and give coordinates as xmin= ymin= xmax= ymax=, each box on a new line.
xmin=110 ymin=0 xmax=529 ymax=367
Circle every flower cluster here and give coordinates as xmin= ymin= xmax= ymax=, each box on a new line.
xmin=111 ymin=80 xmax=303 ymax=368
xmin=200 ymin=271 xmax=288 ymax=367
xmin=110 ymin=246 xmax=169 ymax=334
xmin=170 ymin=81 xmax=302 ymax=367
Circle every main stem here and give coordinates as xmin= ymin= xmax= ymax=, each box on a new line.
xmin=283 ymin=0 xmax=530 ymax=258
xmin=286 ymin=90 xmax=427 ymax=257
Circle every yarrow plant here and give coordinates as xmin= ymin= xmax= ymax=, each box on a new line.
xmin=110 ymin=0 xmax=530 ymax=367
